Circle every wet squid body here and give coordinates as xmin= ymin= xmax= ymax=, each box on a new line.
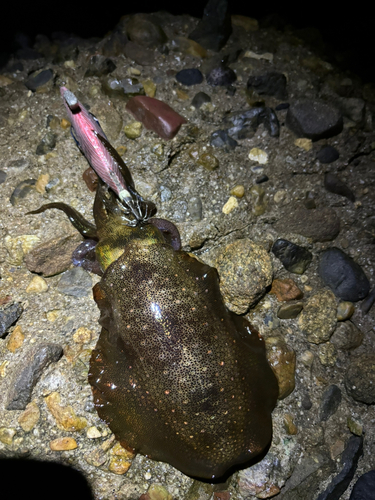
xmin=30 ymin=87 xmax=278 ymax=479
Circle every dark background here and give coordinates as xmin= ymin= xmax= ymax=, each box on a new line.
xmin=0 ymin=1 xmax=373 ymax=82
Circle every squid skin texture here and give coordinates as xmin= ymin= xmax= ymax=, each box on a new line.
xmin=88 ymin=216 xmax=278 ymax=479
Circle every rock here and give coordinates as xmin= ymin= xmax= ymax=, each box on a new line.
xmin=18 ymin=401 xmax=40 ymax=432
xmin=0 ymin=170 xmax=6 ymax=184
xmin=230 ymin=185 xmax=245 ymax=198
xmin=84 ymin=55 xmax=116 ymax=77
xmin=222 ymin=196 xmax=238 ymax=214
xmin=210 ymin=129 xmax=238 ymax=150
xmin=345 ymin=354 xmax=375 ymax=404
xmin=295 ymin=138 xmax=312 ymax=151
xmin=124 ymin=41 xmax=155 ymax=66
xmin=316 ymin=436 xmax=363 ymax=500
xmin=249 ymin=147 xmax=268 ymax=164
xmin=336 ymin=301 xmax=355 ymax=321
xmin=331 ymin=322 xmax=363 ymax=350
xmin=57 ymin=267 xmax=92 ymax=297
xmin=142 ymin=78 xmax=156 ymax=97
xmin=191 ymin=92 xmax=211 ymax=108
xmin=361 ymin=286 xmax=375 ymax=315
xmin=277 ymin=302 xmax=304 ymax=319
xmin=320 ymin=385 xmax=342 ymax=421
xmin=35 ymin=173 xmax=50 ymax=193
xmin=350 ymin=470 xmax=375 ymax=500
xmin=124 ymin=121 xmax=142 ymax=139
xmin=82 ymin=167 xmax=98 ymax=192
xmin=265 ymin=336 xmax=296 ymax=399
xmin=101 ymin=30 xmax=128 ymax=57
xmin=50 ymin=437 xmax=78 ymax=451
xmin=25 ymin=69 xmax=53 ymax=91
xmin=318 ymin=248 xmax=370 ymax=301
xmin=187 ymin=196 xmax=203 ymax=221
xmin=35 ymin=131 xmax=56 ymax=155
xmin=318 ymin=342 xmax=337 ymax=366
xmin=9 ymin=179 xmax=37 ymax=205
xmin=197 ymin=148 xmax=219 ymax=170
xmin=270 ymin=278 xmax=304 ymax=301
xmin=170 ymin=36 xmax=208 ymax=58
xmin=206 ymin=65 xmax=236 ymax=86
xmin=317 ymin=145 xmax=339 ymax=163
xmin=324 ymin=173 xmax=355 ymax=202
xmin=249 ymin=184 xmax=267 ymax=215
xmin=223 ymin=107 xmax=280 ymax=139
xmin=176 ymin=68 xmax=203 ymax=86
xmin=125 ymin=14 xmax=167 ymax=48
xmin=24 ymin=234 xmax=82 ymax=276
xmin=7 ymin=325 xmax=25 ymax=352
xmin=189 ymin=0 xmax=232 ymax=51
xmin=276 ymin=206 xmax=340 ymax=242
xmin=0 ymin=427 xmax=16 ymax=445
xmin=298 ymin=290 xmax=337 ymax=344
xmin=102 ymin=75 xmax=145 ymax=100
xmin=126 ymin=96 xmax=187 ymax=140
xmin=256 ymin=174 xmax=269 ymax=184
xmin=247 ymin=72 xmax=287 ymax=99
xmin=0 ymin=303 xmax=23 ymax=338
xmin=6 ymin=343 xmax=63 ymax=410
xmin=45 ymin=392 xmax=87 ymax=431
xmin=25 ymin=275 xmax=48 ymax=293
xmin=284 ymin=413 xmax=298 ymax=435
xmin=215 ymin=239 xmax=273 ymax=314
xmin=272 ymin=239 xmax=312 ymax=274
xmin=347 ymin=417 xmax=363 ymax=437
xmin=4 ymin=234 xmax=41 ymax=265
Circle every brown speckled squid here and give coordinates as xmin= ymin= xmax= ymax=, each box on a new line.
xmin=29 ymin=88 xmax=278 ymax=480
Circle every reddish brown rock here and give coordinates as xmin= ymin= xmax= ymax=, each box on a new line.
xmin=82 ymin=167 xmax=98 ymax=192
xmin=126 ymin=96 xmax=187 ymax=140
xmin=270 ymin=278 xmax=303 ymax=301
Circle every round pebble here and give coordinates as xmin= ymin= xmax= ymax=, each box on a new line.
xmin=176 ymin=68 xmax=203 ymax=86
xmin=26 ymin=276 xmax=48 ymax=293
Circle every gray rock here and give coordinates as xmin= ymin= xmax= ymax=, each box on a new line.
xmin=318 ymin=248 xmax=370 ymax=302
xmin=272 ymin=239 xmax=312 ymax=274
xmin=345 ymin=354 xmax=375 ymax=404
xmin=320 ymin=385 xmax=342 ymax=421
xmin=286 ymin=99 xmax=343 ymax=141
xmin=35 ymin=131 xmax=56 ymax=155
xmin=189 ymin=0 xmax=232 ymax=52
xmin=6 ymin=343 xmax=63 ymax=410
xmin=191 ymin=92 xmax=211 ymax=109
xmin=0 ymin=303 xmax=23 ymax=338
xmin=247 ymin=72 xmax=287 ymax=100
xmin=57 ymin=267 xmax=92 ymax=297
xmin=330 ymin=322 xmax=363 ymax=350
xmin=0 ymin=170 xmax=7 ymax=184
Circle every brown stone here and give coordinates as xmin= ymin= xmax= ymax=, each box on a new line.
xmin=24 ymin=234 xmax=82 ymax=277
xmin=45 ymin=392 xmax=87 ymax=431
xmin=126 ymin=96 xmax=187 ymax=140
xmin=265 ymin=336 xmax=296 ymax=399
xmin=82 ymin=167 xmax=98 ymax=192
xmin=7 ymin=325 xmax=25 ymax=352
xmin=18 ymin=401 xmax=40 ymax=432
xmin=50 ymin=437 xmax=78 ymax=451
xmin=270 ymin=278 xmax=303 ymax=301
xmin=283 ymin=413 xmax=298 ymax=435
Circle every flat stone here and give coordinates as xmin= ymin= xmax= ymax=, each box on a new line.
xmin=272 ymin=239 xmax=312 ymax=274
xmin=336 ymin=301 xmax=355 ymax=321
xmin=176 ymin=68 xmax=203 ymax=86
xmin=189 ymin=0 xmax=232 ymax=52
xmin=45 ymin=391 xmax=87 ymax=431
xmin=270 ymin=278 xmax=304 ymax=301
xmin=18 ymin=401 xmax=40 ymax=432
xmin=345 ymin=354 xmax=375 ymax=404
xmin=265 ymin=336 xmax=296 ymax=399
xmin=286 ymin=99 xmax=343 ymax=141
xmin=126 ymin=96 xmax=187 ymax=140
xmin=0 ymin=303 xmax=23 ymax=338
xmin=50 ymin=437 xmax=78 ymax=451
xmin=247 ymin=72 xmax=287 ymax=100
xmin=277 ymin=302 xmax=304 ymax=319
xmin=316 ymin=436 xmax=363 ymax=500
xmin=318 ymin=248 xmax=370 ymax=301
xmin=320 ymin=385 xmax=342 ymax=421
xmin=324 ymin=173 xmax=355 ymax=202
xmin=6 ymin=343 xmax=63 ymax=410
xmin=298 ymin=290 xmax=337 ymax=344
xmin=350 ymin=470 xmax=375 ymax=500
xmin=25 ymin=69 xmax=53 ymax=91
xmin=276 ymin=206 xmax=340 ymax=242
xmin=57 ymin=267 xmax=92 ymax=297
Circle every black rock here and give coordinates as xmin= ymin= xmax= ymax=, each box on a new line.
xmin=286 ymin=99 xmax=343 ymax=141
xmin=25 ymin=69 xmax=53 ymax=91
xmin=317 ymin=145 xmax=339 ymax=163
xmin=191 ymin=92 xmax=211 ymax=109
xmin=0 ymin=170 xmax=6 ymax=184
xmin=316 ymin=436 xmax=363 ymax=500
xmin=318 ymin=247 xmax=370 ymax=301
xmin=9 ymin=179 xmax=36 ymax=206
xmin=275 ymin=102 xmax=289 ymax=110
xmin=16 ymin=48 xmax=42 ymax=60
xmin=272 ymin=239 xmax=313 ymax=274
xmin=301 ymin=393 xmax=313 ymax=410
xmin=206 ymin=66 xmax=236 ymax=86
xmin=6 ymin=343 xmax=63 ymax=410
xmin=223 ymin=107 xmax=280 ymax=139
xmin=189 ymin=0 xmax=232 ymax=52
xmin=320 ymin=385 xmax=342 ymax=421
xmin=324 ymin=173 xmax=355 ymax=202
xmin=0 ymin=303 xmax=23 ymax=338
xmin=176 ymin=68 xmax=203 ymax=86
xmin=247 ymin=72 xmax=287 ymax=100
xmin=256 ymin=174 xmax=269 ymax=184
xmin=350 ymin=470 xmax=375 ymax=500
xmin=345 ymin=354 xmax=375 ymax=404
xmin=35 ymin=131 xmax=56 ymax=155
xmin=57 ymin=267 xmax=92 ymax=297
xmin=84 ymin=55 xmax=116 ymax=77
xmin=210 ymin=129 xmax=238 ymax=150
xmin=361 ymin=286 xmax=375 ymax=314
